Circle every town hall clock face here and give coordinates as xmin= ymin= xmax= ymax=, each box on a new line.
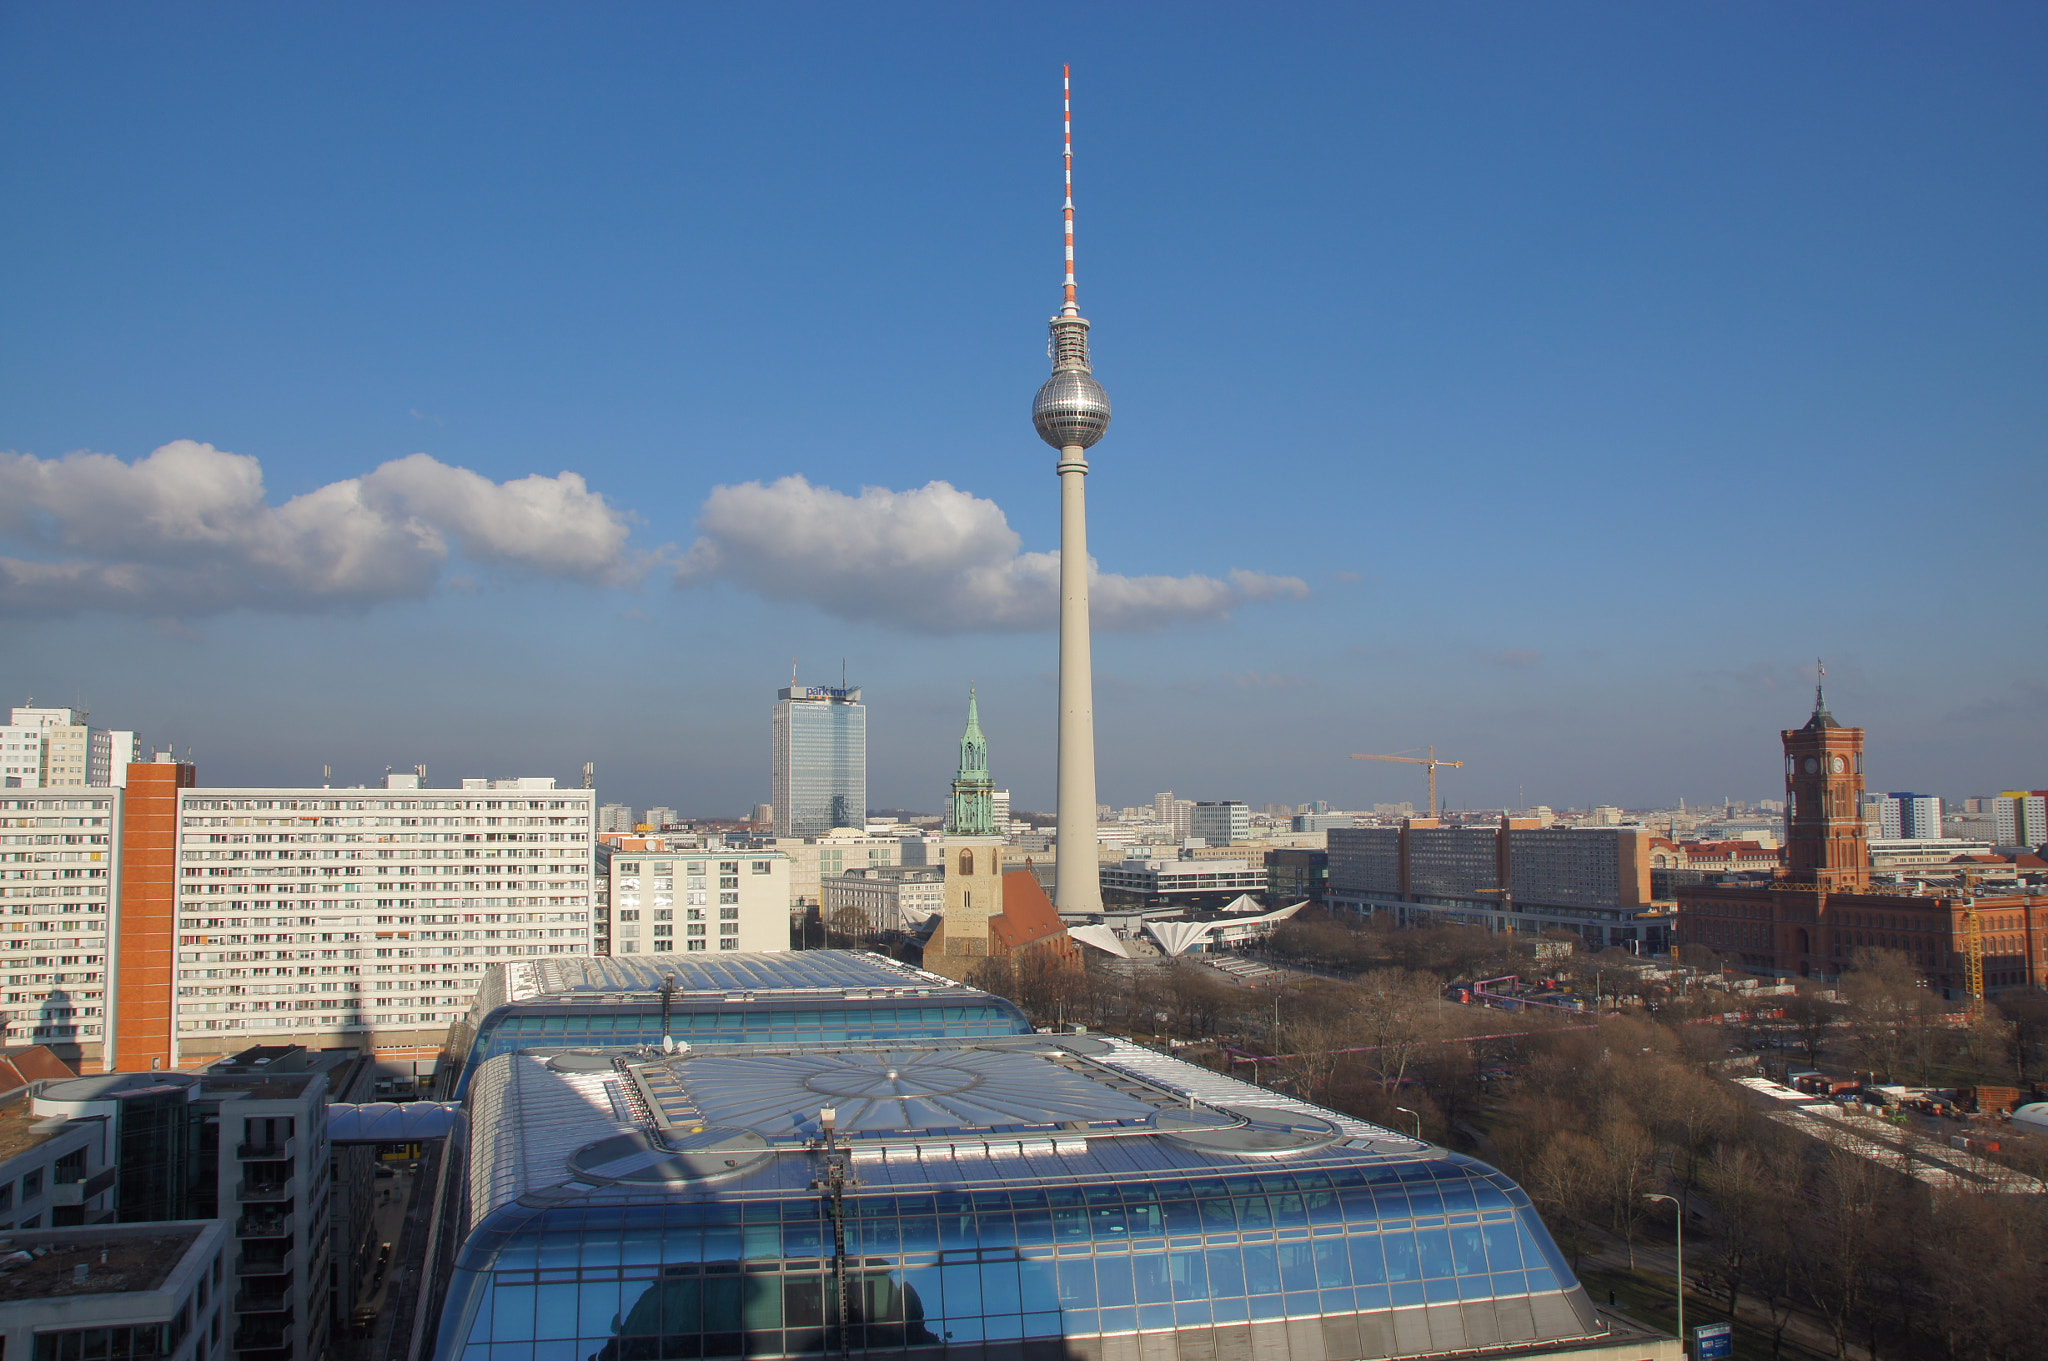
xmin=1803 ymin=757 xmax=1820 ymax=774
xmin=1830 ymin=755 xmax=1846 ymax=774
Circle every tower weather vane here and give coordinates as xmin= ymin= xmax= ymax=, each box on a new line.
xmin=1033 ymin=65 xmax=1112 ymax=914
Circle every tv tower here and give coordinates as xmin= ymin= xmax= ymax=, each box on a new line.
xmin=1032 ymin=65 xmax=1112 ymax=913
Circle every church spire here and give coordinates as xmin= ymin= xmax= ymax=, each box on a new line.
xmin=946 ymin=685 xmax=995 ymax=835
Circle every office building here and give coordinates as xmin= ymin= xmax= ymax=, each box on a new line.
xmin=1098 ymin=856 xmax=1270 ymax=907
xmin=0 ymin=1221 xmax=231 ymax=1361
xmin=95 ymin=765 xmax=595 ymax=1071
xmin=420 ymin=1029 xmax=1665 ymax=1361
xmin=1291 ymin=812 xmax=1354 ymax=834
xmin=821 ymin=865 xmax=944 ymax=937
xmin=644 ymin=807 xmax=679 ymax=830
xmin=1153 ymin=793 xmax=1195 ymax=840
xmin=26 ymin=1055 xmax=340 ymax=1361
xmin=1994 ymin=791 xmax=2048 ymax=847
xmin=747 ymin=831 xmax=904 ymax=909
xmin=1266 ymin=848 xmax=1329 ymax=904
xmin=443 ymin=950 xmax=1030 ymax=1096
xmin=606 ymin=847 xmax=789 ymax=956
xmin=1188 ymin=801 xmax=1250 ymax=848
xmin=599 ymin=803 xmax=635 ymax=833
xmin=1867 ymin=792 xmax=1942 ymax=841
xmin=771 ymin=684 xmax=866 ymax=837
xmin=2 ymin=710 xmax=142 ymax=791
xmin=1327 ymin=821 xmax=1664 ymax=951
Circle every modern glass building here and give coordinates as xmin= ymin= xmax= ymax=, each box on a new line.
xmin=441 ymin=951 xmax=1030 ymax=1097
xmin=426 ymin=1034 xmax=1671 ymax=1361
xmin=772 ymin=685 xmax=865 ymax=838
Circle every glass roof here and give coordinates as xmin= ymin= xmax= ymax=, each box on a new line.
xmin=631 ymin=1046 xmax=1164 ymax=1137
xmin=511 ymin=950 xmax=977 ymax=1001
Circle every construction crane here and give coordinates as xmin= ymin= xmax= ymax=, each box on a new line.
xmin=1961 ymin=901 xmax=1985 ymax=1020
xmin=1351 ymin=745 xmax=1465 ymax=817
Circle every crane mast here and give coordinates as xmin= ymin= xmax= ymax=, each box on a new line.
xmin=1350 ymin=745 xmax=1467 ymax=816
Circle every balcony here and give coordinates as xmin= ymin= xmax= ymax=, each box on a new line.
xmin=235 ymin=1178 xmax=293 ymax=1202
xmin=236 ymin=1212 xmax=293 ymax=1239
xmin=235 ymin=1250 xmax=293 ymax=1278
xmin=50 ymin=1166 xmax=118 ymax=1205
xmin=235 ymin=1139 xmax=294 ymax=1160
xmin=233 ymin=1288 xmax=291 ymax=1315
xmin=232 ymin=1322 xmax=294 ymax=1352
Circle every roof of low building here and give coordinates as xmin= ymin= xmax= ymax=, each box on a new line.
xmin=0 ymin=1225 xmax=208 ymax=1303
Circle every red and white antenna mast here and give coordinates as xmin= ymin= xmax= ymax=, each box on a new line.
xmin=1062 ymin=64 xmax=1078 ymax=316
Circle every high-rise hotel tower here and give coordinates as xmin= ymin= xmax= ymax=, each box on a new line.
xmin=1033 ymin=67 xmax=1112 ymax=914
xmin=771 ymin=679 xmax=866 ymax=837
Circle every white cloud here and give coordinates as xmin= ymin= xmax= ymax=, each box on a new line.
xmin=674 ymin=475 xmax=1308 ymax=633
xmin=0 ymin=440 xmax=642 ymax=617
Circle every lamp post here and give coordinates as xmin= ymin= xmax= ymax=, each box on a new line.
xmin=1393 ymin=1106 xmax=1422 ymax=1139
xmin=1643 ymin=1193 xmax=1684 ymax=1352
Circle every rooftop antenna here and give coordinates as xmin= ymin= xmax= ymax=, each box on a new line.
xmin=322 ymin=763 xmax=332 ymax=788
xmin=791 ymin=656 xmax=799 ymax=688
xmin=582 ymin=761 xmax=595 ymax=790
xmin=415 ymin=764 xmax=427 ymax=783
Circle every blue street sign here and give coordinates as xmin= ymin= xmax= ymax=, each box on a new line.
xmin=1693 ymin=1320 xmax=1734 ymax=1359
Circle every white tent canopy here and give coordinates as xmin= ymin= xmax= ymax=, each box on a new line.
xmin=1142 ymin=902 xmax=1307 ymax=957
xmin=1066 ymin=924 xmax=1131 ymax=958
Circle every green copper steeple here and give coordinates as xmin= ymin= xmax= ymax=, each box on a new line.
xmin=946 ymin=686 xmax=996 ymax=835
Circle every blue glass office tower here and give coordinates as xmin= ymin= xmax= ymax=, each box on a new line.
xmin=773 ymin=685 xmax=866 ymax=837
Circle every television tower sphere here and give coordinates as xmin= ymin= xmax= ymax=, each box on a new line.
xmin=1032 ymin=367 xmax=1112 ymax=450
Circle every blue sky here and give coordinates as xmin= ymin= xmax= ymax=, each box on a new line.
xmin=3 ymin=3 xmax=2043 ymax=815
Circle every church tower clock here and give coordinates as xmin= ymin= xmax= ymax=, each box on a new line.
xmin=1782 ymin=672 xmax=1868 ymax=891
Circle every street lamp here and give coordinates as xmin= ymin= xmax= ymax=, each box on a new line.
xmin=1643 ymin=1193 xmax=1684 ymax=1351
xmin=1393 ymin=1106 xmax=1422 ymax=1139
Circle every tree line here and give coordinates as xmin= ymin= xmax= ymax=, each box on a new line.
xmin=962 ymin=912 xmax=2048 ymax=1360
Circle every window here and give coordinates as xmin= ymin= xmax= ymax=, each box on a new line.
xmin=718 ymin=938 xmax=738 ymax=949
xmin=719 ymin=862 xmax=739 ymax=874
xmin=719 ymin=892 xmax=739 ymax=905
xmin=958 ymin=850 xmax=974 ymax=876
xmin=20 ymin=1169 xmax=40 ymax=1199
xmin=751 ymin=861 xmax=772 ymax=874
xmin=686 ymin=939 xmax=706 ymax=951
xmin=719 ymin=922 xmax=737 ymax=936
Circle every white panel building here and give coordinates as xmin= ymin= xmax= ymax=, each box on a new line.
xmin=169 ymin=777 xmax=595 ymax=1063
xmin=0 ymin=790 xmax=118 ymax=1060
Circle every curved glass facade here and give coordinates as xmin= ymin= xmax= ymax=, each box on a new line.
xmin=437 ymin=1161 xmax=1584 ymax=1361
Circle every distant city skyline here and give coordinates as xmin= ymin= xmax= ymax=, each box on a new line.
xmin=3 ymin=6 xmax=2042 ymax=813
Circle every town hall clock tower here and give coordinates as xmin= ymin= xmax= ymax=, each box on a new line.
xmin=1781 ymin=674 xmax=1869 ymax=891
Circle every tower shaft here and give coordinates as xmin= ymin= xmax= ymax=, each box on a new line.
xmin=1055 ymin=447 xmax=1101 ymax=912
xmin=1032 ymin=66 xmax=1111 ymax=915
